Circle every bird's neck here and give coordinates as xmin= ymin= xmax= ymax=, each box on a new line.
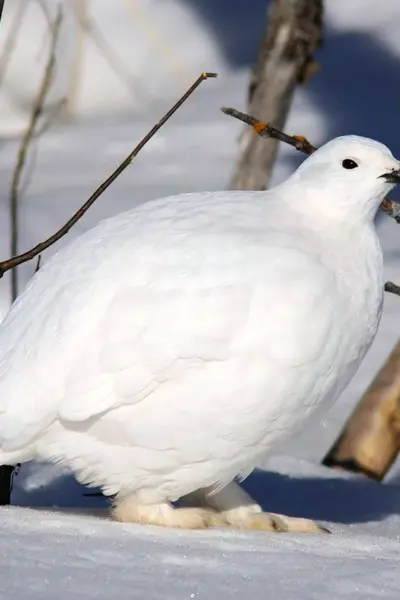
xmin=267 ymin=181 xmax=384 ymax=292
xmin=275 ymin=174 xmax=383 ymax=230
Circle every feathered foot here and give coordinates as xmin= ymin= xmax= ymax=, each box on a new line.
xmin=223 ymin=510 xmax=330 ymax=533
xmin=112 ymin=496 xmax=227 ymax=529
xmin=184 ymin=480 xmax=330 ymax=534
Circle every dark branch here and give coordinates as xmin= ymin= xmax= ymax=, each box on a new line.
xmin=34 ymin=255 xmax=42 ymax=274
xmin=221 ymin=106 xmax=316 ymax=156
xmin=0 ymin=72 xmax=217 ymax=278
xmin=223 ymin=105 xmax=400 ymax=299
xmin=222 ymin=105 xmax=400 ymax=224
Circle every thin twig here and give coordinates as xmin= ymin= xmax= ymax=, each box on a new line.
xmin=223 ymin=105 xmax=400 ymax=298
xmin=29 ymin=98 xmax=67 ymax=140
xmin=9 ymin=6 xmax=62 ymax=302
xmin=222 ymin=105 xmax=400 ymax=224
xmin=0 ymin=72 xmax=217 ymax=278
xmin=221 ymin=107 xmax=316 ymax=156
xmin=34 ymin=255 xmax=42 ymax=274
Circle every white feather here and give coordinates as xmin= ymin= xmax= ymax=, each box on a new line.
xmin=0 ymin=134 xmax=395 ymax=502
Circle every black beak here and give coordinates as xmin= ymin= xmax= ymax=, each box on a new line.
xmin=380 ymin=168 xmax=400 ymax=184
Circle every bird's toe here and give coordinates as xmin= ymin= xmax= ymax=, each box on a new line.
xmin=266 ymin=512 xmax=331 ymax=534
xmin=223 ymin=510 xmax=330 ymax=534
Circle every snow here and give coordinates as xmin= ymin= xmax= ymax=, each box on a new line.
xmin=2 ymin=502 xmax=400 ymax=600
xmin=1 ymin=0 xmax=400 ymax=597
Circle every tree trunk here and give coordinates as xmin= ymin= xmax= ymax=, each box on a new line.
xmin=229 ymin=0 xmax=323 ymax=191
xmin=322 ymin=340 xmax=400 ymax=481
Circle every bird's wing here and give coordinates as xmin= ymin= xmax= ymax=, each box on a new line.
xmin=0 ymin=221 xmax=340 ymax=452
xmin=58 ymin=281 xmax=254 ymax=421
xmin=57 ymin=241 xmax=339 ymax=423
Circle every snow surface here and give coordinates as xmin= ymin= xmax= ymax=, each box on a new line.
xmin=1 ymin=0 xmax=400 ymax=597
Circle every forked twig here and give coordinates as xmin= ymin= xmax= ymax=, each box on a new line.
xmin=0 ymin=72 xmax=217 ymax=279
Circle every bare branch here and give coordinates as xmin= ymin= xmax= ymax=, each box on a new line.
xmin=222 ymin=107 xmax=316 ymax=156
xmin=9 ymin=5 xmax=62 ymax=302
xmin=0 ymin=72 xmax=217 ymax=278
xmin=222 ymin=106 xmax=400 ymax=224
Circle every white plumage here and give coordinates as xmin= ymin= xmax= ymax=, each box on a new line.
xmin=0 ymin=135 xmax=398 ymax=532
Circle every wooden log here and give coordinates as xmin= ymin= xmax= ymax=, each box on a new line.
xmin=322 ymin=340 xmax=400 ymax=481
xmin=229 ymin=0 xmax=323 ymax=191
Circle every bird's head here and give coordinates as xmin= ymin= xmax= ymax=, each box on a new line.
xmin=288 ymin=135 xmax=400 ymax=224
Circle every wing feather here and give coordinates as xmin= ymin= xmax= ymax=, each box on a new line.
xmin=58 ymin=244 xmax=337 ymax=422
xmin=0 ymin=195 xmax=340 ymax=452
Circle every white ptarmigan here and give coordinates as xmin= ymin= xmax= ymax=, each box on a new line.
xmin=0 ymin=135 xmax=399 ymax=533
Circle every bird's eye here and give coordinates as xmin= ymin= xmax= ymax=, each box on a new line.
xmin=342 ymin=158 xmax=359 ymax=170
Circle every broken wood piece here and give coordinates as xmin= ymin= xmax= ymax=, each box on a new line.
xmin=322 ymin=340 xmax=400 ymax=481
